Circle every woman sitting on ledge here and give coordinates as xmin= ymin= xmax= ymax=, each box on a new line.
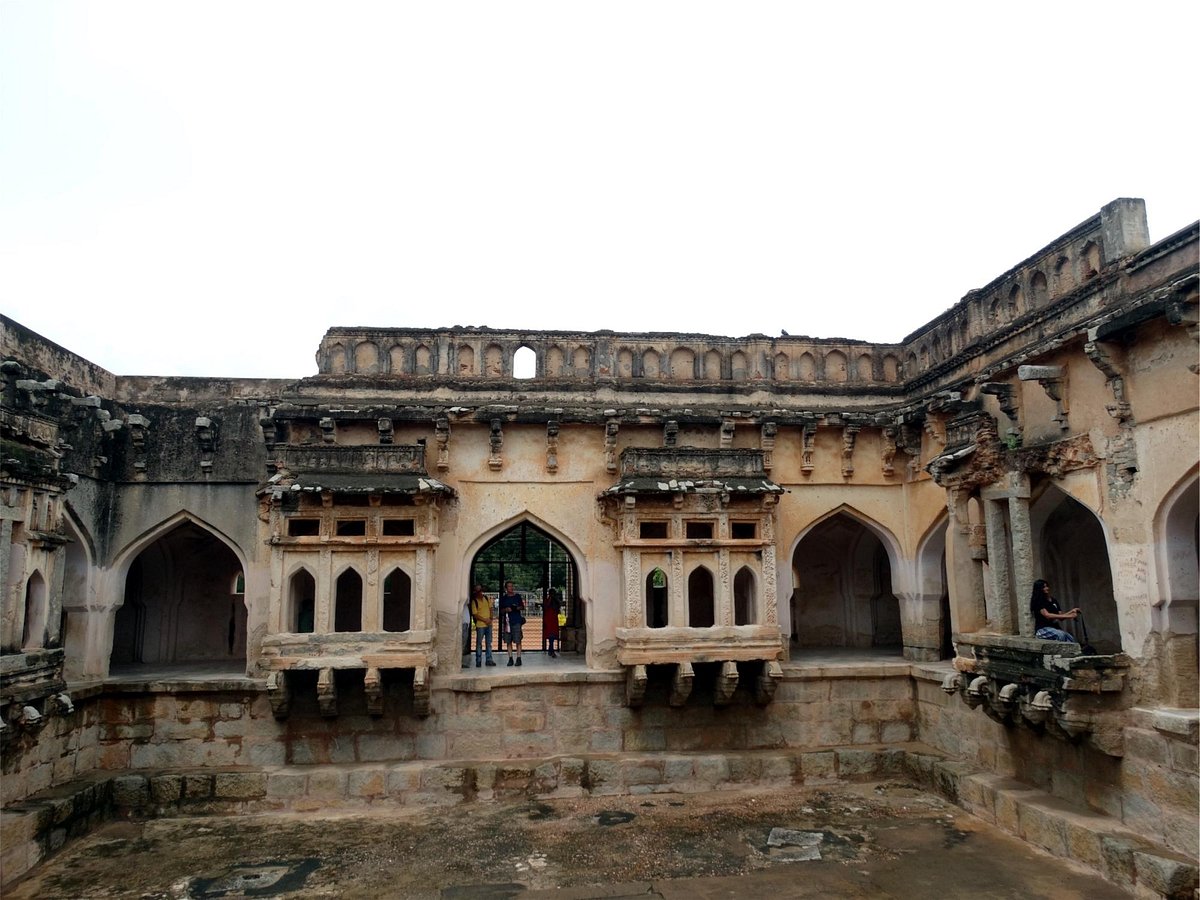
xmin=1031 ymin=579 xmax=1079 ymax=642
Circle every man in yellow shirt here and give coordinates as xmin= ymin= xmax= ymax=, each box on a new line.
xmin=469 ymin=585 xmax=496 ymax=667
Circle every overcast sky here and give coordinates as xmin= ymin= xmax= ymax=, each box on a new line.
xmin=2 ymin=2 xmax=1196 ymax=378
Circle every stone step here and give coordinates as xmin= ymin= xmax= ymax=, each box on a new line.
xmin=905 ymin=750 xmax=1199 ymax=900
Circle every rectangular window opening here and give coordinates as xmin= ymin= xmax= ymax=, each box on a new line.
xmin=287 ymin=518 xmax=320 ymax=537
xmin=335 ymin=520 xmax=367 ymax=537
xmin=685 ymin=521 xmax=714 ymax=540
xmin=639 ymin=521 xmax=669 ymax=540
xmin=382 ymin=519 xmax=415 ymax=537
xmin=731 ymin=522 xmax=757 ymax=540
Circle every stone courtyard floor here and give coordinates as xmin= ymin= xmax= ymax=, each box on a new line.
xmin=6 ymin=781 xmax=1131 ymax=899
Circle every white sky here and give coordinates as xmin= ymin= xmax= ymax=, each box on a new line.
xmin=1 ymin=1 xmax=1196 ymax=379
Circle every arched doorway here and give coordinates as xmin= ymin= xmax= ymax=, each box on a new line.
xmin=791 ymin=512 xmax=902 ymax=654
xmin=1156 ymin=472 xmax=1198 ymax=704
xmin=111 ymin=521 xmax=246 ymax=673
xmin=469 ymin=520 xmax=581 ymax=656
xmin=1032 ymin=486 xmax=1121 ymax=653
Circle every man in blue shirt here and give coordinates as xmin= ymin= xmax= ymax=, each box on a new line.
xmin=499 ymin=581 xmax=525 ymax=667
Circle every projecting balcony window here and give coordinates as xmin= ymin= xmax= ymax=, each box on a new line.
xmin=287 ymin=518 xmax=320 ymax=537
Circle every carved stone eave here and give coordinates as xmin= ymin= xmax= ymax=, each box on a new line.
xmin=947 ymin=632 xmax=1131 ymax=756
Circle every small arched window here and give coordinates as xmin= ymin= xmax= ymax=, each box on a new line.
xmin=687 ymin=567 xmax=715 ymax=628
xmin=645 ymin=568 xmax=668 ymax=628
xmin=513 ymin=346 xmax=536 ymax=379
xmin=334 ymin=569 xmax=363 ymax=633
xmin=383 ymin=569 xmax=412 ymax=632
xmin=734 ymin=567 xmax=756 ymax=625
xmin=288 ymin=570 xmax=316 ymax=634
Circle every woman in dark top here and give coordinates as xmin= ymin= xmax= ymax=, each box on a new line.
xmin=1030 ymin=579 xmax=1079 ymax=642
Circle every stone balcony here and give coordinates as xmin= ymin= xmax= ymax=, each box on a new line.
xmin=259 ymin=631 xmax=437 ymax=719
xmin=943 ymin=632 xmax=1132 ymax=756
xmin=615 ymin=626 xmax=784 ymax=709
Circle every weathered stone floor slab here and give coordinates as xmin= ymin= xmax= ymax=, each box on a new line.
xmin=5 ymin=782 xmax=1133 ymax=899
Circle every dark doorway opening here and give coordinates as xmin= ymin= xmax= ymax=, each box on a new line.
xmin=469 ymin=521 xmax=583 ymax=655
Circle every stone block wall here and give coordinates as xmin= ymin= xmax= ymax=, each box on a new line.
xmin=913 ymin=667 xmax=1199 ymax=859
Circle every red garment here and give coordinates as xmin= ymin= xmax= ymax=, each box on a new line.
xmin=542 ymin=599 xmax=560 ymax=637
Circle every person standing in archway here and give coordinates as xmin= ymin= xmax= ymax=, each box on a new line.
xmin=1031 ymin=579 xmax=1079 ymax=642
xmin=499 ymin=581 xmax=525 ymax=666
xmin=469 ymin=584 xmax=496 ymax=667
xmin=543 ymin=588 xmax=561 ymax=658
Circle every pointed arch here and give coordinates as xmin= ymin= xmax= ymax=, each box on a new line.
xmin=734 ymin=566 xmax=757 ymax=625
xmin=1030 ymin=484 xmax=1120 ymax=652
xmin=382 ymin=566 xmax=413 ymax=632
xmin=459 ymin=511 xmax=590 ymax=629
xmin=113 ymin=510 xmax=248 ymax=587
xmin=915 ymin=510 xmax=949 ymax=598
xmin=645 ymin=567 xmax=668 ymax=628
xmin=687 ymin=565 xmax=715 ymax=627
xmin=111 ymin=514 xmax=246 ymax=669
xmin=789 ymin=504 xmax=904 ymax=579
xmin=1154 ymin=466 xmax=1199 ymax=619
xmin=286 ymin=567 xmax=316 ymax=634
xmin=334 ymin=567 xmax=363 ymax=632
xmin=22 ymin=570 xmax=48 ymax=650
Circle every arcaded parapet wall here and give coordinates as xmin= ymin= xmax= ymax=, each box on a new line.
xmin=314 ymin=327 xmax=907 ymax=389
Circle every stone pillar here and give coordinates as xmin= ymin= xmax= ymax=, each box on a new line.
xmin=945 ymin=490 xmax=986 ymax=635
xmin=982 ymin=499 xmax=1014 ymax=633
xmin=316 ymin=547 xmax=332 ymax=633
xmin=1008 ymin=493 xmax=1035 ymax=636
xmin=898 ymin=592 xmax=942 ymax=661
xmin=670 ymin=549 xmax=685 ymax=627
xmin=718 ymin=548 xmax=732 ymax=626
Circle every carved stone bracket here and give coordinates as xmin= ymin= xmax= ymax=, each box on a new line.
xmin=317 ymin=668 xmax=337 ymax=717
xmin=840 ymin=424 xmax=859 ymax=479
xmin=1083 ymin=329 xmax=1132 ymax=424
xmin=664 ymin=420 xmax=679 ymax=448
xmin=488 ymin=419 xmax=503 ymax=471
xmin=669 ymin=662 xmax=694 ymax=707
xmin=364 ymin=666 xmax=384 ymax=716
xmin=626 ymin=664 xmax=648 ymax=707
xmin=377 ymin=418 xmax=394 ymax=444
xmin=755 ymin=660 xmax=782 ymax=705
xmin=979 ymin=382 xmax=1020 ymax=427
xmin=546 ymin=421 xmax=559 ymax=473
xmin=714 ymin=660 xmax=739 ymax=707
xmin=1018 ymin=365 xmax=1069 ymax=431
xmin=319 ymin=417 xmax=336 ymax=443
xmin=719 ymin=420 xmax=735 ymax=449
xmin=194 ymin=416 xmax=215 ymax=474
xmin=604 ymin=420 xmax=620 ymax=473
xmin=800 ymin=424 xmax=815 ymax=476
xmin=267 ymin=671 xmax=290 ymax=719
xmin=948 ymin=636 xmax=1131 ymax=756
xmin=760 ymin=422 xmax=777 ymax=471
xmin=435 ymin=417 xmax=450 ymax=471
xmin=413 ymin=666 xmax=431 ymax=717
xmin=879 ymin=426 xmax=897 ymax=476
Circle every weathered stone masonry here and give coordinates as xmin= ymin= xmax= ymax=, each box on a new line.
xmin=1 ymin=198 xmax=1197 ymax=894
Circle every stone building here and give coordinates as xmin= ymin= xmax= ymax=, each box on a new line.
xmin=1 ymin=198 xmax=1197 ymax=895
